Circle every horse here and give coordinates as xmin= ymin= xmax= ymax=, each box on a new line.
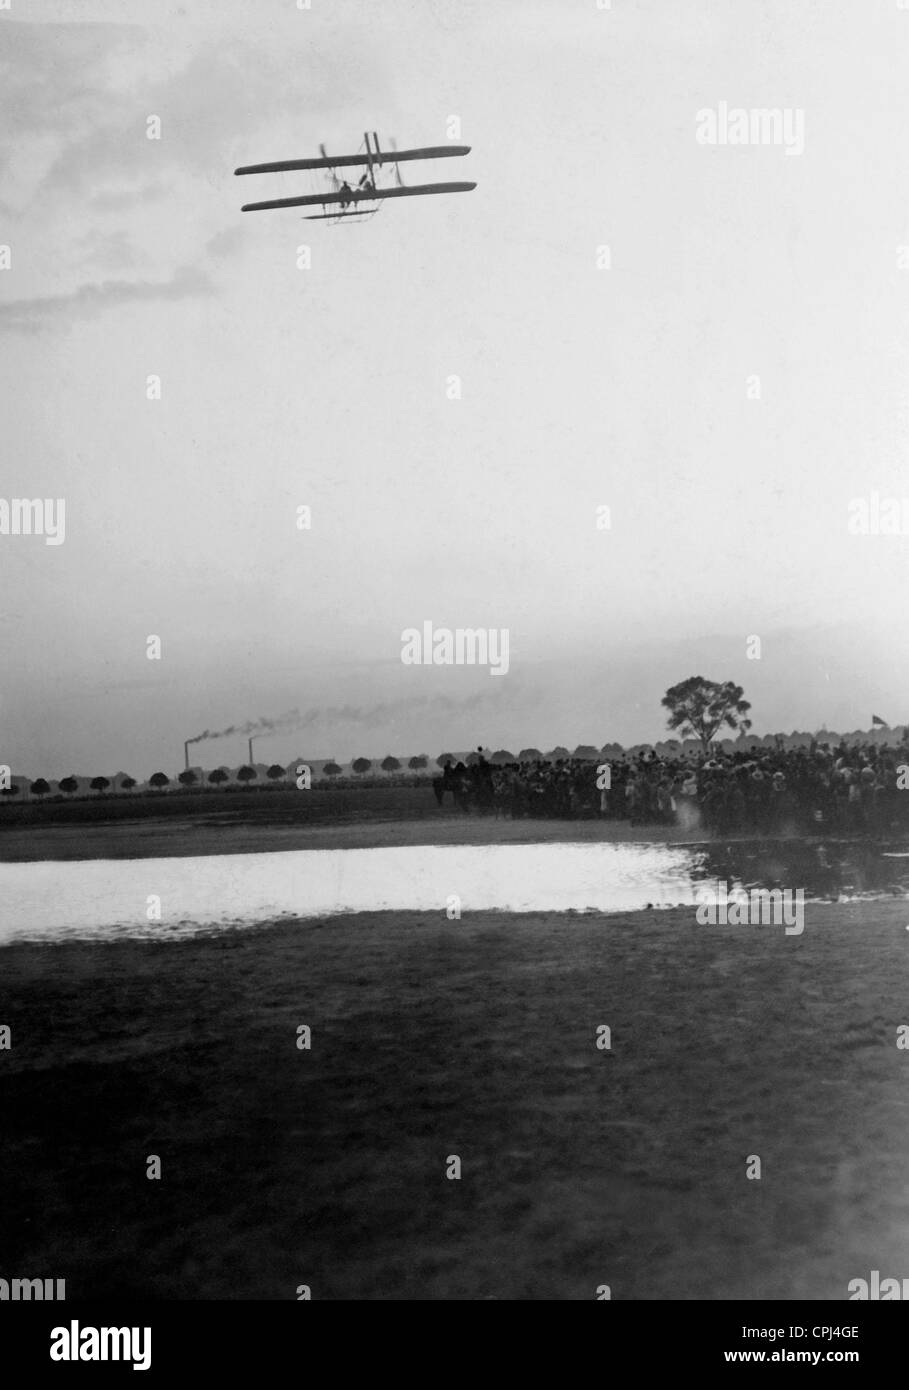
xmin=432 ymin=773 xmax=472 ymax=812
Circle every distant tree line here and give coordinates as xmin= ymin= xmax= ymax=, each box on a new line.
xmin=6 ymin=754 xmax=434 ymax=801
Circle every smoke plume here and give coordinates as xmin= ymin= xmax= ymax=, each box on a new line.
xmin=186 ymin=691 xmax=498 ymax=747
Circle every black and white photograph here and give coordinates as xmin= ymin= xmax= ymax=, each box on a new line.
xmin=2 ymin=0 xmax=908 ymax=1354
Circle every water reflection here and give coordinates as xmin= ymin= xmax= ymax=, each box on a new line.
xmin=696 ymin=838 xmax=909 ymax=900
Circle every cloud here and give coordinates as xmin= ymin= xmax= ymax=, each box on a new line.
xmin=205 ymin=225 xmax=246 ymax=260
xmin=0 ymin=17 xmax=385 ymax=327
xmin=89 ymin=181 xmax=168 ymax=212
xmin=0 ymin=264 xmax=213 ymax=332
xmin=74 ymin=228 xmax=149 ymax=273
xmin=0 ymin=21 xmax=140 ymax=142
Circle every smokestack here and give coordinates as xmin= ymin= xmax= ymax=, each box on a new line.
xmin=248 ymin=737 xmax=254 ymax=766
xmin=184 ymin=740 xmax=190 ymax=772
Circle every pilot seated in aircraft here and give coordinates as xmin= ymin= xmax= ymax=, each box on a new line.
xmin=339 ymin=181 xmax=353 ymax=206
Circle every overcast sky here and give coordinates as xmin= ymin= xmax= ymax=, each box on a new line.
xmin=3 ymin=0 xmax=909 ymax=778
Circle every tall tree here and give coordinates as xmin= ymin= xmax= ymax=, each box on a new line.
xmin=662 ymin=677 xmax=752 ymax=752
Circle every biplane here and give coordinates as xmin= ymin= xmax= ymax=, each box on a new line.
xmin=235 ymin=131 xmax=475 ymax=223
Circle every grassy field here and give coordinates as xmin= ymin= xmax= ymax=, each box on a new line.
xmin=0 ymin=808 xmax=700 ymax=862
xmin=2 ymin=900 xmax=907 ymax=1300
xmin=4 ymin=782 xmax=903 ymax=865
xmin=0 ymin=782 xmax=431 ymax=829
xmin=0 ymin=783 xmax=447 ymax=860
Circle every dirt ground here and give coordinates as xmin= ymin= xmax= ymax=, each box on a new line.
xmin=2 ymin=900 xmax=907 ymax=1300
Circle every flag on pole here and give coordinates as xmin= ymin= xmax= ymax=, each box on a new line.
xmin=871 ymin=714 xmax=889 ymax=727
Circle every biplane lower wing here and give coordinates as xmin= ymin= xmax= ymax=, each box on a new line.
xmin=235 ymin=146 xmax=471 ymax=176
xmin=241 ymin=181 xmax=477 ymax=212
xmin=302 ymin=210 xmax=373 ymax=221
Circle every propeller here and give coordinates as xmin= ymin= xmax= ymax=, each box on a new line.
xmin=319 ymin=142 xmax=342 ymax=191
xmin=389 ymin=136 xmax=405 ymax=187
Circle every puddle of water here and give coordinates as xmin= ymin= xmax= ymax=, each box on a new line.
xmin=0 ymin=842 xmax=703 ymax=944
xmin=697 ymin=839 xmax=909 ymax=900
xmin=0 ymin=838 xmax=906 ymax=945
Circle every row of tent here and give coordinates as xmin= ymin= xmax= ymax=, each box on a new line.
xmin=440 ymin=727 xmax=909 ymax=766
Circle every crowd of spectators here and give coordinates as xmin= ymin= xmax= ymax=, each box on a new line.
xmin=438 ymin=740 xmax=909 ymax=834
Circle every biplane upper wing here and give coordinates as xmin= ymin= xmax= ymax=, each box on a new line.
xmin=235 ymin=146 xmax=471 ymax=176
xmin=241 ymin=181 xmax=476 ymax=212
